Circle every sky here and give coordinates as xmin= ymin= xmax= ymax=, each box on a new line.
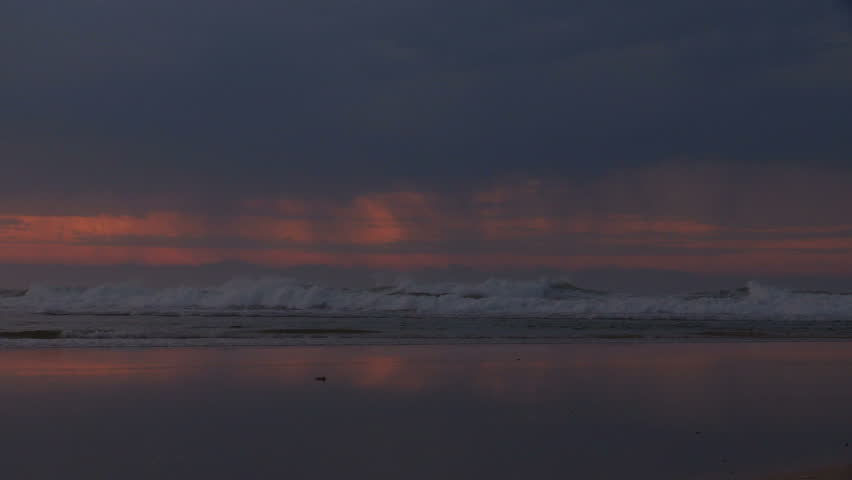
xmin=2 ymin=0 xmax=852 ymax=289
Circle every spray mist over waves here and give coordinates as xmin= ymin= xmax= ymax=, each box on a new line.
xmin=2 ymin=276 xmax=852 ymax=320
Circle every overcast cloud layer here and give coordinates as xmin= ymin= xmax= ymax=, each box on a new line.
xmin=2 ymin=0 xmax=852 ymax=284
xmin=4 ymin=0 xmax=852 ymax=197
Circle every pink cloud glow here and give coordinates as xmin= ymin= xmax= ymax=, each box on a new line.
xmin=3 ymin=163 xmax=852 ymax=275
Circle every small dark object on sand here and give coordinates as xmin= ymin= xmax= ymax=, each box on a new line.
xmin=315 ymin=376 xmax=327 ymax=382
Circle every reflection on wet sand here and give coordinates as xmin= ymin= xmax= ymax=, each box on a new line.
xmin=5 ymin=342 xmax=852 ymax=397
xmin=0 ymin=343 xmax=851 ymax=479
xmin=758 ymin=464 xmax=852 ymax=479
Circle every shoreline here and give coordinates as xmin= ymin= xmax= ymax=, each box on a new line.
xmin=4 ymin=336 xmax=852 ymax=350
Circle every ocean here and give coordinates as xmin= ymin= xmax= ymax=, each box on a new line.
xmin=2 ymin=276 xmax=852 ymax=347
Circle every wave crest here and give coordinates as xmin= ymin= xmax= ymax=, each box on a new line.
xmin=2 ymin=277 xmax=850 ymax=319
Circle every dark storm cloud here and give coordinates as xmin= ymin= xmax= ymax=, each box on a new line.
xmin=2 ymin=0 xmax=851 ymax=204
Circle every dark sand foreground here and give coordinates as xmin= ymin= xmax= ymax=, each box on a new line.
xmin=0 ymin=343 xmax=850 ymax=479
xmin=760 ymin=465 xmax=852 ymax=479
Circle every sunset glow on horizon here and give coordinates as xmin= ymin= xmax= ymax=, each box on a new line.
xmin=3 ymin=164 xmax=852 ymax=276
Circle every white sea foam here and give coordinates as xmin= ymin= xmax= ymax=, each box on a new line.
xmin=2 ymin=277 xmax=851 ymax=320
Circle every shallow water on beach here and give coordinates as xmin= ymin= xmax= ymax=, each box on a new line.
xmin=0 ymin=343 xmax=850 ymax=479
xmin=4 ymin=312 xmax=852 ymax=347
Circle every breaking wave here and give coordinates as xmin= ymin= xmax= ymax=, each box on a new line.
xmin=2 ymin=277 xmax=852 ymax=320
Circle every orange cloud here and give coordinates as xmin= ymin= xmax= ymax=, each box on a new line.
xmin=234 ymin=217 xmax=315 ymax=243
xmin=612 ymin=237 xmax=852 ymax=251
xmin=2 ymin=242 xmax=851 ymax=275
xmin=478 ymin=215 xmax=719 ymax=240
xmin=344 ymin=195 xmax=407 ymax=244
xmin=0 ymin=213 xmax=206 ymax=243
xmin=3 ymin=166 xmax=852 ymax=275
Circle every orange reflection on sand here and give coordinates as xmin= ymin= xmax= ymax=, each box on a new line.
xmin=0 ymin=349 xmax=213 ymax=381
xmin=347 ymin=355 xmax=431 ymax=392
xmin=3 ymin=343 xmax=852 ymax=408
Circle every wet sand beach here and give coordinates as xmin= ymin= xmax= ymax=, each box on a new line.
xmin=0 ymin=343 xmax=850 ymax=479
xmin=759 ymin=465 xmax=852 ymax=479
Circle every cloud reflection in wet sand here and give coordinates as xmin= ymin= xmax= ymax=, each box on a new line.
xmin=1 ymin=344 xmax=851 ymax=479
